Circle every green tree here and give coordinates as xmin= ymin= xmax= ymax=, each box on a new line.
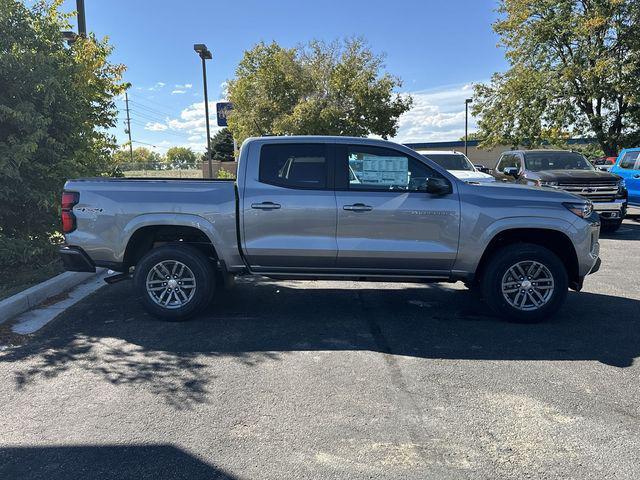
xmin=473 ymin=0 xmax=640 ymax=156
xmin=0 ymin=0 xmax=125 ymax=248
xmin=165 ymin=146 xmax=197 ymax=169
xmin=206 ymin=128 xmax=235 ymax=162
xmin=227 ymin=39 xmax=413 ymax=143
xmin=113 ymin=147 xmax=163 ymax=170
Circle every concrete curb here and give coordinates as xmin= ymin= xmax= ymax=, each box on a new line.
xmin=0 ymin=269 xmax=106 ymax=324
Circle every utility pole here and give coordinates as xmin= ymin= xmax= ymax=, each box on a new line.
xmin=125 ymin=92 xmax=134 ymax=164
xmin=76 ymin=0 xmax=87 ymax=36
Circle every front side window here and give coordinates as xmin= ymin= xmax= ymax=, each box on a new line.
xmin=497 ymin=154 xmax=519 ymax=172
xmin=524 ymin=151 xmax=594 ymax=172
xmin=259 ymin=144 xmax=327 ymax=189
xmin=619 ymin=151 xmax=640 ymax=170
xmin=347 ymin=147 xmax=437 ymax=192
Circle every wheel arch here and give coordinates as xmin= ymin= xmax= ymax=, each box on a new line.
xmin=474 ymin=227 xmax=580 ymax=290
xmin=120 ymin=214 xmax=223 ymax=270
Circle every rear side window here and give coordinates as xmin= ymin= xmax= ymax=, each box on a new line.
xmin=619 ymin=151 xmax=640 ymax=170
xmin=259 ymin=144 xmax=327 ymax=189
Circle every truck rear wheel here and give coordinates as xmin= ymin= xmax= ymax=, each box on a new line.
xmin=134 ymin=244 xmax=215 ymax=321
xmin=481 ymin=243 xmax=568 ymax=323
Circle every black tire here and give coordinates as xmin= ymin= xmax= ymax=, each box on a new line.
xmin=600 ymin=218 xmax=623 ymax=233
xmin=133 ymin=244 xmax=215 ymax=321
xmin=480 ymin=243 xmax=568 ymax=323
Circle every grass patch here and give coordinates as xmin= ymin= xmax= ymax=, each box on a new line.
xmin=0 ymin=257 xmax=64 ymax=301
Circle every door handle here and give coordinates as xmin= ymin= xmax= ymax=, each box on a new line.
xmin=343 ymin=203 xmax=373 ymax=212
xmin=634 ymin=174 xmax=640 ymax=179
xmin=251 ymin=202 xmax=281 ymax=210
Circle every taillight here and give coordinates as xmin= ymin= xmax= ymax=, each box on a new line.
xmin=61 ymin=191 xmax=79 ymax=233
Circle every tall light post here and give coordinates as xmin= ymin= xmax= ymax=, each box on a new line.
xmin=76 ymin=0 xmax=87 ymax=36
xmin=464 ymin=98 xmax=473 ymax=157
xmin=194 ymin=44 xmax=213 ymax=178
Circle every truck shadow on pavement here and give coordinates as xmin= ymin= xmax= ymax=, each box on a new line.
xmin=2 ymin=277 xmax=639 ymax=407
xmin=0 ymin=444 xmax=235 ymax=480
xmin=600 ymin=218 xmax=640 ymax=241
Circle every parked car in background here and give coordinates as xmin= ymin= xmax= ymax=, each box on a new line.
xmin=610 ymin=148 xmax=640 ymax=216
xmin=494 ymin=149 xmax=627 ymax=232
xmin=415 ymin=150 xmax=495 ymax=183
xmin=592 ymin=157 xmax=617 ymax=172
xmin=60 ymin=136 xmax=601 ymax=323
xmin=474 ymin=164 xmax=493 ymax=174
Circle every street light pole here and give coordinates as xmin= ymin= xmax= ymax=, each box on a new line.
xmin=76 ymin=0 xmax=87 ymax=36
xmin=464 ymin=98 xmax=473 ymax=157
xmin=194 ymin=44 xmax=213 ymax=178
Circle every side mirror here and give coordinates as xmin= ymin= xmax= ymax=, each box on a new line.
xmin=503 ymin=166 xmax=520 ymax=178
xmin=426 ymin=177 xmax=452 ymax=195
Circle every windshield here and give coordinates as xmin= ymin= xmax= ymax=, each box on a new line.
xmin=422 ymin=153 xmax=475 ymax=171
xmin=524 ymin=151 xmax=594 ymax=172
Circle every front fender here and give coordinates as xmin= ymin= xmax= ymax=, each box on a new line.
xmin=453 ymin=215 xmax=580 ymax=275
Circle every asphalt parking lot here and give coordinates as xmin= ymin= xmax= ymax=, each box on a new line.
xmin=1 ymin=219 xmax=639 ymax=480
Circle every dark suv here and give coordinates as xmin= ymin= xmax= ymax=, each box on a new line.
xmin=494 ymin=150 xmax=627 ymax=232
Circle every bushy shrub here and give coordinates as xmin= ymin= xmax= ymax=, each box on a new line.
xmin=0 ymin=1 xmax=125 ymax=268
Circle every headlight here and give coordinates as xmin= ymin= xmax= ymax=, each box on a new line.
xmin=619 ymin=178 xmax=626 ymax=190
xmin=563 ymin=201 xmax=593 ymax=218
xmin=538 ymin=180 xmax=558 ymax=188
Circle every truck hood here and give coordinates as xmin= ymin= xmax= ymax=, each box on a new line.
xmin=534 ymin=169 xmax=620 ymax=183
xmin=449 ymin=170 xmax=496 ymax=183
xmin=466 ymin=180 xmax=584 ymax=202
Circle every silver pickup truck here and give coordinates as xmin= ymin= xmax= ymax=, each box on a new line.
xmin=60 ymin=136 xmax=601 ymax=322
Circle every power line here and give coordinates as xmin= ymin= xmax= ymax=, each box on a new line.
xmin=129 ymin=109 xmax=168 ymax=123
xmin=131 ymin=95 xmax=178 ymax=111
xmin=131 ymin=140 xmax=171 ymax=150
xmin=129 ymin=100 xmax=173 ymax=118
xmin=130 ymin=123 xmax=194 ymax=140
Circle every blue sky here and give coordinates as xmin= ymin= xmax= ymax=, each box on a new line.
xmin=60 ymin=0 xmax=508 ymax=152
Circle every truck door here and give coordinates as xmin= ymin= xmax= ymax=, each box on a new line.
xmin=241 ymin=142 xmax=337 ymax=271
xmin=612 ymin=150 xmax=640 ymax=206
xmin=334 ymin=144 xmax=460 ymax=274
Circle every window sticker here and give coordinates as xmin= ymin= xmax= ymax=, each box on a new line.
xmin=349 ymin=153 xmax=409 ymax=186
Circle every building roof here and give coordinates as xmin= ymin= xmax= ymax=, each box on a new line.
xmin=404 ymin=138 xmax=597 ymax=150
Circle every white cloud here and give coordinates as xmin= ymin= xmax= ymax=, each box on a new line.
xmin=391 ymin=83 xmax=480 ymax=144
xmin=172 ymin=83 xmax=194 ymax=94
xmin=219 ymin=81 xmax=229 ymax=98
xmin=144 ymin=122 xmax=168 ymax=132
xmin=135 ymin=101 xmax=222 ymax=152
xmin=147 ymin=82 xmax=166 ymax=91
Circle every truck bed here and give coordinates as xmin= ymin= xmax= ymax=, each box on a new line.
xmin=63 ymin=177 xmax=242 ymax=271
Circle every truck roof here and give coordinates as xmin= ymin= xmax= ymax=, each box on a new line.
xmin=415 ymin=150 xmax=465 ymax=155
xmin=243 ymin=135 xmax=401 ymax=147
xmin=502 ymin=149 xmax=578 ymax=155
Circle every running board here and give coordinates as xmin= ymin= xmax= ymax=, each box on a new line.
xmin=104 ymin=272 xmax=132 ymax=284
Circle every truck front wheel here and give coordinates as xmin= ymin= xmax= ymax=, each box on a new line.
xmin=481 ymin=243 xmax=568 ymax=323
xmin=134 ymin=244 xmax=215 ymax=321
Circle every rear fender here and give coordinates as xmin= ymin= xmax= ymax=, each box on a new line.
xmin=119 ymin=213 xmax=227 ymax=264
